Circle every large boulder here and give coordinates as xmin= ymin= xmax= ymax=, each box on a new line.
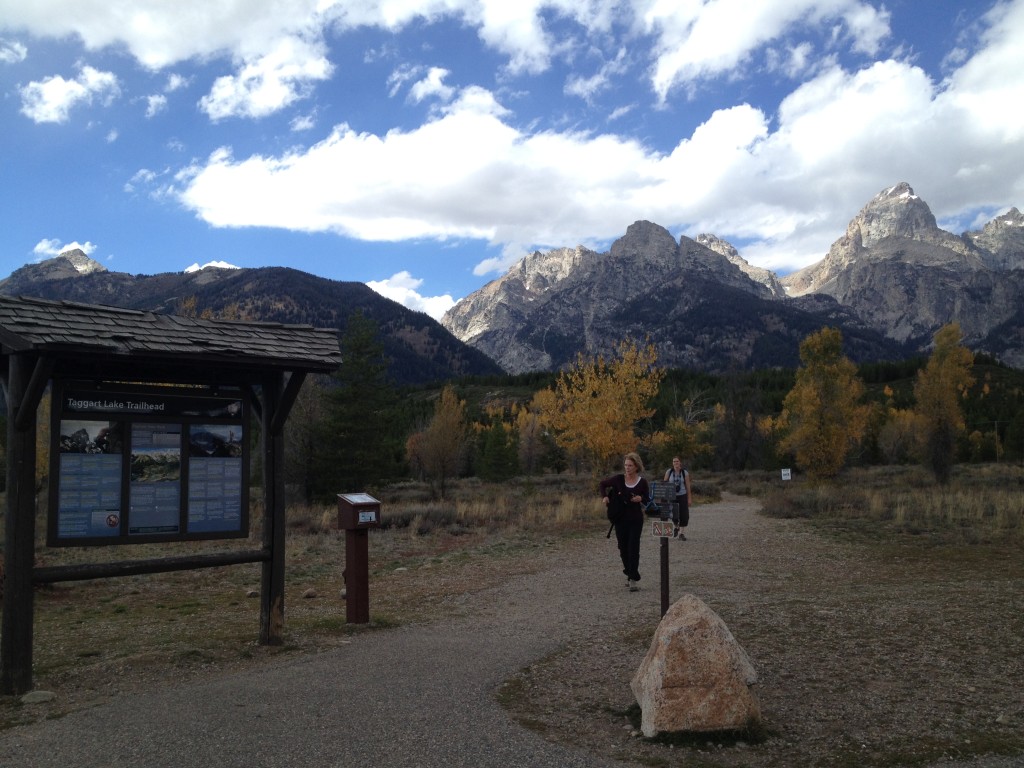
xmin=631 ymin=594 xmax=760 ymax=737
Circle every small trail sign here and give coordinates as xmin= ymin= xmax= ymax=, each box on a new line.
xmin=651 ymin=520 xmax=673 ymax=537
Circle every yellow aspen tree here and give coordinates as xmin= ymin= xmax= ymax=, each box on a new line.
xmin=547 ymin=339 xmax=664 ymax=473
xmin=878 ymin=408 xmax=918 ymax=464
xmin=779 ymin=327 xmax=868 ymax=478
xmin=913 ymin=322 xmax=974 ymax=484
xmin=415 ymin=384 xmax=468 ymax=498
xmin=648 ymin=415 xmax=711 ymax=472
xmin=514 ymin=401 xmax=547 ymax=475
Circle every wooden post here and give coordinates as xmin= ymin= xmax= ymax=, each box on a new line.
xmin=259 ymin=372 xmax=286 ymax=645
xmin=1 ymin=354 xmax=39 ymax=694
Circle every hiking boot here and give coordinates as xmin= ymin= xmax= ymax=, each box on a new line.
xmin=628 ymin=580 xmax=640 ymax=592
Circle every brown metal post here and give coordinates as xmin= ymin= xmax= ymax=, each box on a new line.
xmin=345 ymin=529 xmax=371 ymax=624
xmin=1 ymin=354 xmax=39 ymax=694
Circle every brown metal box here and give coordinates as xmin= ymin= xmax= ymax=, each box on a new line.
xmin=337 ymin=492 xmax=381 ymax=530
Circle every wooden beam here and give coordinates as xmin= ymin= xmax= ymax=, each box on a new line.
xmin=269 ymin=370 xmax=307 ymax=435
xmin=243 ymin=383 xmax=262 ymax=421
xmin=13 ymin=355 xmax=54 ymax=432
xmin=33 ymin=549 xmax=270 ymax=583
xmin=1 ymin=354 xmax=39 ymax=694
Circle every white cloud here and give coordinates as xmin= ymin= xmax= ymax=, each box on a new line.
xmin=165 ymin=73 xmax=189 ymax=91
xmin=126 ymin=168 xmax=158 ymax=192
xmin=199 ymin=35 xmax=333 ymax=120
xmin=106 ymin=129 xmax=118 ymax=142
xmin=638 ymin=0 xmax=893 ymax=100
xmin=290 ymin=112 xmax=316 ymax=131
xmin=10 ymin=1 xmax=1023 ymax=281
xmin=409 ymin=67 xmax=455 ymax=104
xmin=1 ymin=1 xmax=898 ymax=111
xmin=0 ymin=0 xmax=613 ymax=78
xmin=366 ymin=271 xmax=455 ymax=320
xmin=176 ymin=0 xmax=1024 ymax=279
xmin=33 ymin=238 xmax=97 ymax=257
xmin=19 ymin=65 xmax=119 ymax=123
xmin=564 ymin=46 xmax=630 ymax=104
xmin=0 ymin=0 xmax=325 ymax=69
xmin=184 ymin=260 xmax=240 ymax=272
xmin=0 ymin=38 xmax=27 ymax=63
xmin=145 ymin=93 xmax=168 ymax=117
xmin=387 ymin=63 xmax=423 ymax=98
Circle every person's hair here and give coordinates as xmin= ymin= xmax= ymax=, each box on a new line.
xmin=624 ymin=452 xmax=644 ymax=472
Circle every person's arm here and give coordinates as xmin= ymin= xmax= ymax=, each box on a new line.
xmin=684 ymin=470 xmax=692 ymax=497
xmin=663 ymin=469 xmax=671 ymax=481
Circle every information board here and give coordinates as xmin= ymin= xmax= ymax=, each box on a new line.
xmin=48 ymin=383 xmax=249 ymax=546
xmin=55 ymin=420 xmax=123 ymax=539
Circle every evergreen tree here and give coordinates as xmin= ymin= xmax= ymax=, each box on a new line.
xmin=478 ymin=417 xmax=519 ymax=481
xmin=316 ymin=311 xmax=400 ymax=496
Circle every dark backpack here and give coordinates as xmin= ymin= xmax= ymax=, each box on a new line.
xmin=606 ymin=485 xmax=625 ymax=524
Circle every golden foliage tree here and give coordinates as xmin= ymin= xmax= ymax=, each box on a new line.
xmin=409 ymin=384 xmax=468 ymax=498
xmin=543 ymin=339 xmax=664 ymax=473
xmin=514 ymin=400 xmax=547 ymax=475
xmin=877 ymin=407 xmax=918 ymax=464
xmin=646 ymin=415 xmax=711 ymax=474
xmin=913 ymin=322 xmax=974 ymax=484
xmin=779 ymin=327 xmax=868 ymax=478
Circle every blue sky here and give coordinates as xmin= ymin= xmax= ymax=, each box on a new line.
xmin=2 ymin=1 xmax=1023 ymax=320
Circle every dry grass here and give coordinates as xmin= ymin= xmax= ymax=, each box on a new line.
xmin=756 ymin=464 xmax=1024 ymax=546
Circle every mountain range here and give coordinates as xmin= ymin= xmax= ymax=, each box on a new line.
xmin=0 ymin=256 xmax=502 ymax=386
xmin=441 ymin=182 xmax=1024 ymax=372
xmin=3 ymin=182 xmax=1022 ymax=381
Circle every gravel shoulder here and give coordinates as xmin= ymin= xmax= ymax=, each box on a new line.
xmin=2 ymin=494 xmax=1022 ymax=767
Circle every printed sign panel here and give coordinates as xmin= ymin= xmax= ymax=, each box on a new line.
xmin=49 ymin=383 xmax=249 ymax=546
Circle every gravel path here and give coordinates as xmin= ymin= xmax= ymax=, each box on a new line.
xmin=1 ymin=495 xmax=1020 ymax=768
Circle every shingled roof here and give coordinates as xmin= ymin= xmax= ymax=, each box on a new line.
xmin=0 ymin=295 xmax=342 ymax=381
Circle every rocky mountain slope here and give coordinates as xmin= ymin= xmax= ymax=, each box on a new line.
xmin=779 ymin=183 xmax=1024 ymax=357
xmin=0 ymin=255 xmax=502 ymax=386
xmin=442 ymin=220 xmax=907 ymax=373
xmin=442 ymin=182 xmax=1024 ymax=372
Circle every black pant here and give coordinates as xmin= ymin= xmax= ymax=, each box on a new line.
xmin=675 ymin=495 xmax=690 ymax=527
xmin=614 ymin=516 xmax=643 ymax=580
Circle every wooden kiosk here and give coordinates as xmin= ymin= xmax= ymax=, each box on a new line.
xmin=0 ymin=296 xmax=342 ymax=694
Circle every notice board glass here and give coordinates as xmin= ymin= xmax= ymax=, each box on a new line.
xmin=48 ymin=382 xmax=249 ymax=546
